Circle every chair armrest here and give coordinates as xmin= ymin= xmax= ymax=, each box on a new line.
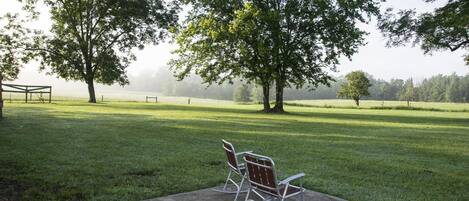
xmin=279 ymin=173 xmax=305 ymax=185
xmin=236 ymin=151 xmax=253 ymax=156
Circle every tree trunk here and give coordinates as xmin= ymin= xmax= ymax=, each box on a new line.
xmin=86 ymin=79 xmax=97 ymax=103
xmin=84 ymin=51 xmax=96 ymax=103
xmin=272 ymin=81 xmax=285 ymax=113
xmin=354 ymin=98 xmax=360 ymax=107
xmin=0 ymin=77 xmax=3 ymax=119
xmin=262 ymin=85 xmax=271 ymax=112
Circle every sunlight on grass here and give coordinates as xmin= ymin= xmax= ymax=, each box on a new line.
xmin=1 ymin=101 xmax=469 ymax=201
xmin=288 ymin=99 xmax=469 ymax=111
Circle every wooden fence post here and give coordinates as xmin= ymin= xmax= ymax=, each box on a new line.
xmin=188 ymin=98 xmax=191 ymax=105
xmin=101 ymin=95 xmax=104 ymax=102
xmin=155 ymin=96 xmax=158 ymax=103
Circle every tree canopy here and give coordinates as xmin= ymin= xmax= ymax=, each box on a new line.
xmin=399 ymin=78 xmax=415 ymax=107
xmin=170 ymin=1 xmax=277 ymax=111
xmin=31 ymin=0 xmax=179 ymax=103
xmin=0 ymin=13 xmax=37 ymax=82
xmin=171 ymin=0 xmax=383 ymax=112
xmin=379 ymin=0 xmax=469 ymax=65
xmin=337 ymin=71 xmax=372 ymax=106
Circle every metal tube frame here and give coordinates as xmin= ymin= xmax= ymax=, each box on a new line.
xmin=214 ymin=140 xmax=252 ymax=201
xmin=243 ymin=153 xmax=305 ymax=201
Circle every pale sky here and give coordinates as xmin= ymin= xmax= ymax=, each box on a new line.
xmin=1 ymin=0 xmax=467 ymax=92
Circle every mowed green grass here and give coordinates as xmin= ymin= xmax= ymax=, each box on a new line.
xmin=1 ymin=101 xmax=469 ymax=201
xmin=288 ymin=99 xmax=469 ymax=111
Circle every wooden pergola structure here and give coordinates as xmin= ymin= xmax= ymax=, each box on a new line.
xmin=1 ymin=83 xmax=52 ymax=103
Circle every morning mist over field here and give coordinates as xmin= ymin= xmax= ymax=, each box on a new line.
xmin=2 ymin=0 xmax=469 ymax=201
xmin=2 ymin=0 xmax=467 ymax=96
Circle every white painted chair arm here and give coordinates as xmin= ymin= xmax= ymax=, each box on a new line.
xmin=279 ymin=173 xmax=305 ymax=185
xmin=236 ymin=151 xmax=253 ymax=156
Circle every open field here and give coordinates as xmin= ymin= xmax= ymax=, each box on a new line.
xmin=288 ymin=99 xmax=469 ymax=111
xmin=6 ymin=89 xmax=469 ymax=111
xmin=1 ymin=101 xmax=469 ymax=201
xmin=4 ymin=90 xmax=233 ymax=105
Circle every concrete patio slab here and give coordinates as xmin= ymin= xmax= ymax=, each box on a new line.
xmin=144 ymin=186 xmax=346 ymax=201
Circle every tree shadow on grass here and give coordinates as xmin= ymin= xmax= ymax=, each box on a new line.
xmin=98 ymin=103 xmax=469 ymax=127
xmin=1 ymin=105 xmax=469 ymax=201
xmin=289 ymin=110 xmax=469 ymax=127
xmin=76 ymin=102 xmax=259 ymax=114
xmin=20 ymin=102 xmax=469 ymax=128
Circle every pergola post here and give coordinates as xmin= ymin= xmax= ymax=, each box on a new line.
xmin=25 ymin=86 xmax=28 ymax=103
xmin=49 ymin=86 xmax=52 ymax=103
xmin=0 ymin=78 xmax=3 ymax=119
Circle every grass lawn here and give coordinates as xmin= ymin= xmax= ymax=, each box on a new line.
xmin=288 ymin=99 xmax=469 ymax=111
xmin=1 ymin=101 xmax=469 ymax=201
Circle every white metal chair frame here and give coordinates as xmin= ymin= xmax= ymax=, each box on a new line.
xmin=219 ymin=139 xmax=253 ymax=201
xmin=243 ymin=153 xmax=305 ymax=201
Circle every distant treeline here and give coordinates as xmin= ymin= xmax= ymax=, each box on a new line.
xmin=299 ymin=73 xmax=469 ymax=103
xmin=125 ymin=68 xmax=469 ymax=103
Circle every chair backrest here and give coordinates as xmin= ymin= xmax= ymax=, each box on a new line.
xmin=244 ymin=153 xmax=279 ymax=195
xmin=222 ymin=140 xmax=239 ymax=171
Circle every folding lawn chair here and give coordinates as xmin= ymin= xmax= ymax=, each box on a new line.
xmin=215 ymin=139 xmax=253 ymax=201
xmin=243 ymin=153 xmax=305 ymax=201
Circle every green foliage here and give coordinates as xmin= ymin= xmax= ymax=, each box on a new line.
xmin=399 ymin=78 xmax=415 ymax=106
xmin=379 ymin=0 xmax=469 ymax=65
xmin=31 ymin=0 xmax=178 ymax=102
xmin=445 ymin=74 xmax=460 ymax=102
xmin=0 ymin=12 xmax=37 ymax=81
xmin=136 ymin=68 xmax=469 ymax=103
xmin=171 ymin=0 xmax=383 ymax=112
xmin=170 ymin=1 xmax=275 ymax=110
xmin=0 ymin=6 xmax=39 ymax=118
xmin=170 ymin=1 xmax=243 ymax=85
xmin=337 ymin=71 xmax=372 ymax=106
xmin=233 ymin=84 xmax=251 ymax=103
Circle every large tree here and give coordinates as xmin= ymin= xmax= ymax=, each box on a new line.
xmin=379 ymin=0 xmax=469 ymax=65
xmin=32 ymin=0 xmax=178 ymax=103
xmin=171 ymin=0 xmax=382 ymax=112
xmin=264 ymin=0 xmax=381 ymax=112
xmin=170 ymin=1 xmax=276 ymax=111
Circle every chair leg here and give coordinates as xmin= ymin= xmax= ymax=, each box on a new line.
xmin=244 ymin=189 xmax=251 ymax=201
xmin=223 ymin=169 xmax=232 ymax=191
xmin=234 ymin=175 xmax=245 ymax=201
xmin=301 ymin=181 xmax=305 ymax=201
